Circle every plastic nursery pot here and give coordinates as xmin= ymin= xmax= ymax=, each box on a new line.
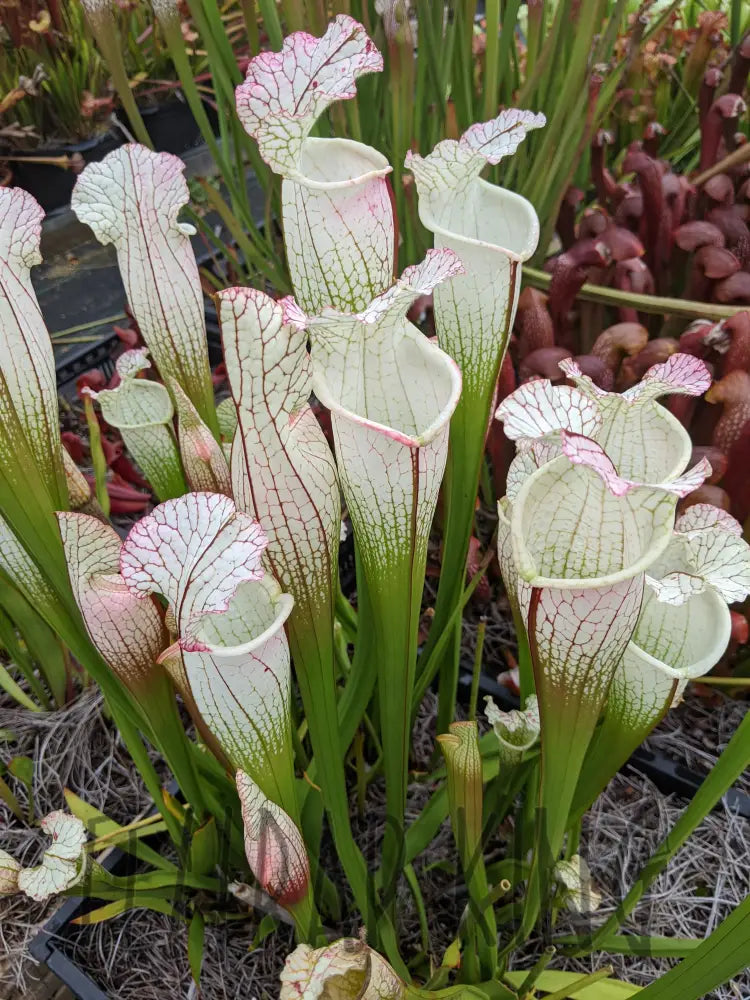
xmin=55 ymin=303 xmax=224 ymax=391
xmin=134 ymin=97 xmax=220 ymax=157
xmin=29 ymin=847 xmax=127 ymax=1000
xmin=458 ymin=671 xmax=750 ymax=819
xmin=30 ymin=779 xmax=182 ymax=1000
xmin=7 ymin=129 xmax=124 ymax=215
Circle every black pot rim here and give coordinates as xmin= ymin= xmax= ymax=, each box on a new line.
xmin=1 ymin=127 xmax=122 ymax=160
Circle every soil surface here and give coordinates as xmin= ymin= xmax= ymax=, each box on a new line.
xmin=0 ymin=689 xmax=165 ymax=994
xmin=2 ymin=687 xmax=747 ymax=1000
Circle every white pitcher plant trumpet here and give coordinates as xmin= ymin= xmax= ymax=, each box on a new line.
xmin=307 ymin=249 xmax=462 ymax=885
xmin=85 ymin=349 xmax=187 ymax=501
xmin=236 ymin=15 xmax=394 ymax=313
xmin=573 ymin=503 xmax=750 ymax=817
xmin=0 ymin=187 xmax=65 ymax=506
xmin=71 ymin=144 xmax=219 ymax=435
xmin=118 ymin=493 xmax=297 ymax=809
xmin=494 ymin=353 xmax=748 ymax=858
xmin=406 ymin=110 xmax=545 ymax=730
xmin=217 ymin=287 xmax=375 ymax=923
xmin=0 ymin=187 xmax=72 ymax=629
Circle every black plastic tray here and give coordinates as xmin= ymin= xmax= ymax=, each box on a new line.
xmin=29 ymin=844 xmax=130 ymax=1000
xmin=54 ymin=331 xmax=119 ymax=390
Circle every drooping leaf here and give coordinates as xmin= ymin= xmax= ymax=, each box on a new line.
xmin=72 ymin=895 xmax=181 ymax=925
xmin=63 ymin=788 xmax=176 ymax=872
xmin=17 ymin=811 xmax=87 ymax=901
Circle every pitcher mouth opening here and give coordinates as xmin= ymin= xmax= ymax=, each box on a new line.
xmin=312 ymin=341 xmax=462 ymax=448
xmin=290 ymin=137 xmax=392 ymax=191
xmin=418 ymin=179 xmax=540 ymax=262
xmin=181 ymin=582 xmax=294 ymax=657
xmin=511 ymin=455 xmax=677 ymax=590
xmin=628 ymin=587 xmax=731 ymax=679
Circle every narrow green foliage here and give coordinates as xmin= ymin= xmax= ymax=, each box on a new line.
xmin=634 ymin=896 xmax=750 ymax=1000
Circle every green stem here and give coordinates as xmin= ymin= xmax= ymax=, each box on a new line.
xmin=83 ymin=395 xmax=109 ymax=517
xmin=255 ymin=0 xmax=283 ymax=47
xmin=85 ymin=9 xmax=152 ymax=148
xmin=288 ymin=621 xmax=377 ymax=935
xmin=523 ymin=266 xmax=750 ymax=320
xmin=468 ymin=619 xmax=486 ymax=722
xmin=515 ymin=946 xmax=557 ymax=998
xmin=412 ymin=542 xmax=496 ymax=713
xmin=482 ymin=0 xmax=501 ymax=120
xmin=160 ymin=12 xmax=244 ymax=231
xmin=372 ymin=543 xmax=423 ymax=914
xmin=114 ymin=705 xmax=186 ymax=850
xmin=139 ymin=672 xmax=207 ymax=821
xmin=239 ymin=0 xmax=260 ymax=55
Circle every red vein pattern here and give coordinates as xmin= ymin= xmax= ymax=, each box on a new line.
xmin=71 ymin=145 xmax=216 ymax=429
xmin=236 ymin=16 xmax=394 ymax=313
xmin=58 ymin=512 xmax=168 ymax=698
xmin=0 ymin=188 xmax=64 ymax=503
xmin=219 ymin=288 xmax=341 ymax=626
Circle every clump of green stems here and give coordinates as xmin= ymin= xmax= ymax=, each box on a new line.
xmin=0 ymin=1 xmax=204 ymax=149
xmin=0 ymin=1 xmax=111 ymax=146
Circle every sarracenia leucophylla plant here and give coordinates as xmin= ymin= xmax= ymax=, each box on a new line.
xmin=2 ymin=16 xmax=750 ymax=1000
